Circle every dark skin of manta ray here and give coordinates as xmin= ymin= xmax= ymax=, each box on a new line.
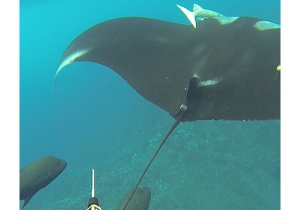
xmin=57 ymin=17 xmax=280 ymax=122
xmin=56 ymin=17 xmax=280 ymax=210
xmin=20 ymin=155 xmax=67 ymax=208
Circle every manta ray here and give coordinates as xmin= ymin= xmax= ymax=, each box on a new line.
xmin=55 ymin=15 xmax=280 ymax=209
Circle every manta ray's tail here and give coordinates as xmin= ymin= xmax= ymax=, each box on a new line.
xmin=176 ymin=4 xmax=197 ymax=28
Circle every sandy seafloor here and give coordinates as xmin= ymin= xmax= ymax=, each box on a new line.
xmin=20 ymin=0 xmax=280 ymax=209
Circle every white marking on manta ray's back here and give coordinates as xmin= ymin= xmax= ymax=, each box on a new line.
xmin=55 ymin=48 xmax=90 ymax=77
xmin=198 ymin=79 xmax=220 ymax=87
xmin=192 ymin=3 xmax=224 ymax=19
xmin=189 ymin=73 xmax=220 ymax=87
xmin=213 ymin=16 xmax=239 ymax=25
xmin=176 ymin=3 xmax=237 ymax=28
xmin=253 ymin=21 xmax=280 ymax=31
xmin=193 ymin=73 xmax=200 ymax=79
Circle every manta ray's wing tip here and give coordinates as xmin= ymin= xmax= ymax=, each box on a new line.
xmin=55 ymin=48 xmax=91 ymax=84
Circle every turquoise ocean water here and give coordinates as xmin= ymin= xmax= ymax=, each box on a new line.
xmin=20 ymin=0 xmax=280 ymax=209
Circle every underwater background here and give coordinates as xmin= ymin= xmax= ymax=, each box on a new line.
xmin=20 ymin=0 xmax=280 ymax=209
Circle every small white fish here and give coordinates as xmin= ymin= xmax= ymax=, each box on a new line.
xmin=177 ymin=3 xmax=224 ymax=28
